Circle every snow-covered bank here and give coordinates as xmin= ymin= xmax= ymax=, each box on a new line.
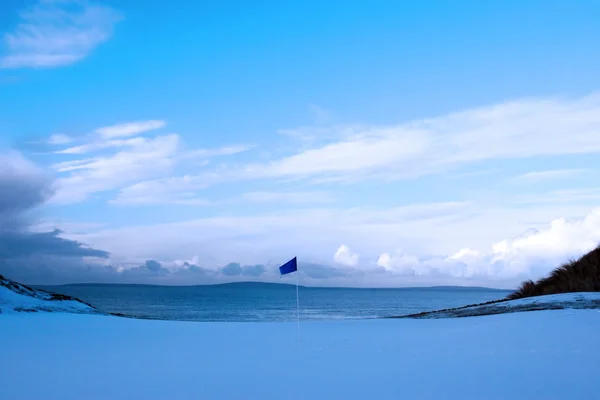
xmin=397 ymin=292 xmax=600 ymax=319
xmin=1 ymin=310 xmax=600 ymax=400
xmin=0 ymin=275 xmax=98 ymax=314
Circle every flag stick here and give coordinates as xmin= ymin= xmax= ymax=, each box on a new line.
xmin=296 ymin=271 xmax=300 ymax=341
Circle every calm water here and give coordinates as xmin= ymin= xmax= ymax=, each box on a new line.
xmin=37 ymin=283 xmax=512 ymax=322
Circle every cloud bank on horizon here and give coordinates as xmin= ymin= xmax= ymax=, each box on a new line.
xmin=1 ymin=0 xmax=600 ymax=288
xmin=4 ymin=93 xmax=600 ymax=288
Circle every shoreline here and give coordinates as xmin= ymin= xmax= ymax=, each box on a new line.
xmin=391 ymin=292 xmax=600 ymax=319
xmin=4 ymin=274 xmax=600 ymax=322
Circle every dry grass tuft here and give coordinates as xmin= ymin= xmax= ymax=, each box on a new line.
xmin=507 ymin=245 xmax=600 ymax=300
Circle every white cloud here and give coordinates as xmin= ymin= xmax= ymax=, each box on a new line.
xmin=51 ymin=121 xmax=166 ymax=154
xmin=110 ymin=173 xmax=219 ymax=206
xmin=447 ymin=248 xmax=481 ymax=265
xmin=512 ymin=187 xmax=600 ymax=205
xmin=422 ymin=208 xmax=600 ymax=280
xmin=58 ymin=200 xmax=600 ymax=287
xmin=50 ymin=120 xmax=167 ymax=155
xmin=333 ymin=245 xmax=359 ymax=267
xmin=490 ymin=210 xmax=600 ymax=261
xmin=247 ymin=130 xmax=429 ymax=178
xmin=51 ymin=134 xmax=180 ymax=203
xmin=66 ymin=201 xmax=469 ymax=267
xmin=374 ymin=209 xmax=598 ymax=281
xmin=55 ymin=137 xmax=146 ymax=154
xmin=110 ymin=181 xmax=212 ymax=206
xmin=108 ymin=146 xmax=252 ymax=206
xmin=19 ymin=92 xmax=600 ymax=286
xmin=110 ymin=93 xmax=600 ymax=208
xmin=377 ymin=252 xmax=420 ymax=275
xmin=180 ymin=145 xmax=252 ymax=160
xmin=45 ymin=118 xmax=249 ymax=203
xmin=513 ymin=169 xmax=588 ymax=182
xmin=242 ymin=93 xmax=600 ymax=182
xmin=1 ymin=0 xmax=122 ymax=69
xmin=51 ymin=158 xmax=97 ymax=172
xmin=95 ymin=120 xmax=166 ymax=139
xmin=242 ymin=191 xmax=334 ymax=204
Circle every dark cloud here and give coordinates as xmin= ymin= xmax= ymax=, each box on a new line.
xmin=0 ymin=229 xmax=109 ymax=259
xmin=0 ymin=153 xmax=53 ymax=208
xmin=0 ymin=153 xmax=53 ymax=228
xmin=0 ymin=256 xmax=120 ymax=285
xmin=172 ymin=262 xmax=210 ymax=276
xmin=221 ymin=262 xmax=243 ymax=276
xmin=183 ymin=262 xmax=207 ymax=274
xmin=145 ymin=260 xmax=163 ymax=272
xmin=0 ymin=153 xmax=110 ymax=284
xmin=242 ymin=264 xmax=265 ymax=277
xmin=220 ymin=262 xmax=266 ymax=277
xmin=122 ymin=260 xmax=170 ymax=279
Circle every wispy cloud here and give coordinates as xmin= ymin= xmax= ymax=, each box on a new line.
xmin=52 ymin=157 xmax=98 ymax=172
xmin=180 ymin=145 xmax=253 ymax=160
xmin=148 ymin=93 xmax=600 ymax=198
xmin=512 ymin=187 xmax=600 ymax=205
xmin=111 ymin=193 xmax=212 ymax=206
xmin=513 ymin=169 xmax=589 ymax=183
xmin=241 ymin=191 xmax=335 ymax=204
xmin=48 ymin=119 xmax=249 ymax=203
xmin=244 ymin=93 xmax=600 ymax=183
xmin=51 ymin=134 xmax=180 ymax=203
xmin=47 ymin=134 xmax=73 ymax=145
xmin=51 ymin=120 xmax=167 ymax=154
xmin=110 ymin=175 xmax=214 ymax=206
xmin=55 ymin=137 xmax=147 ymax=154
xmin=96 ymin=120 xmax=166 ymax=139
xmin=1 ymin=0 xmax=122 ymax=69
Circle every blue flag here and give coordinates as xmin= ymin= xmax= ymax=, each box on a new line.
xmin=279 ymin=257 xmax=297 ymax=275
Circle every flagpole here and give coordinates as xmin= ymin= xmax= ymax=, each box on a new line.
xmin=295 ymin=270 xmax=300 ymax=341
xmin=279 ymin=257 xmax=300 ymax=342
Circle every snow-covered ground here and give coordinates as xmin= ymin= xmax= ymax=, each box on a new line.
xmin=400 ymin=292 xmax=600 ymax=318
xmin=2 ymin=309 xmax=600 ymax=400
xmin=0 ymin=275 xmax=98 ymax=314
xmin=2 ymin=278 xmax=599 ymax=399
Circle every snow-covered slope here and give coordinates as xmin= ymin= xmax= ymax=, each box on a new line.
xmin=399 ymin=291 xmax=600 ymax=319
xmin=0 ymin=275 xmax=99 ymax=314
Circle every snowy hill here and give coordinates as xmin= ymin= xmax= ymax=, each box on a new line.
xmin=397 ymin=291 xmax=600 ymax=319
xmin=0 ymin=275 xmax=99 ymax=314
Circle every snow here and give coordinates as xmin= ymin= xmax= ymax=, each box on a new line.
xmin=2 ymin=277 xmax=599 ymax=399
xmin=504 ymin=291 xmax=600 ymax=305
xmin=2 ymin=309 xmax=600 ymax=400
xmin=402 ymin=291 xmax=600 ymax=318
xmin=0 ymin=277 xmax=97 ymax=314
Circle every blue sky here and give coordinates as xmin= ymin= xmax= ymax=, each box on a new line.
xmin=1 ymin=0 xmax=600 ymax=287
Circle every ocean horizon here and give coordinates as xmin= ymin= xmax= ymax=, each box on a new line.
xmin=36 ymin=282 xmax=512 ymax=322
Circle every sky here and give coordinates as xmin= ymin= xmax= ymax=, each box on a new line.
xmin=1 ymin=0 xmax=600 ymax=288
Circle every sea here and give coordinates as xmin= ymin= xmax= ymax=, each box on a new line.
xmin=36 ymin=282 xmax=512 ymax=322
